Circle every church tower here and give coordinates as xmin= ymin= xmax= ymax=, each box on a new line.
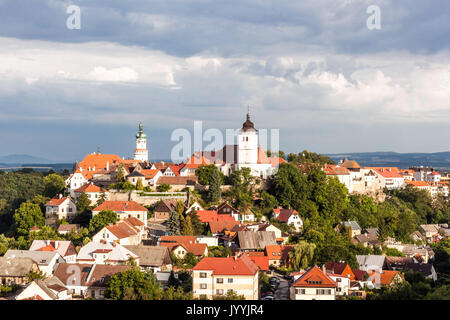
xmin=237 ymin=112 xmax=258 ymax=165
xmin=134 ymin=122 xmax=148 ymax=162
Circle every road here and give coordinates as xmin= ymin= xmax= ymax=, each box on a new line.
xmin=274 ymin=276 xmax=290 ymax=300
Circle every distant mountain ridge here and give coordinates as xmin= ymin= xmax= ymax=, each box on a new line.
xmin=0 ymin=154 xmax=75 ymax=164
xmin=325 ymin=151 xmax=450 ymax=169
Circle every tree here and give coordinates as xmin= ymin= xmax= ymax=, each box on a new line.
xmin=116 ymin=164 xmax=125 ymax=182
xmin=88 ymin=210 xmax=118 ymax=234
xmin=76 ymin=192 xmax=91 ymax=213
xmin=288 ymin=241 xmax=316 ymax=270
xmin=43 ymin=173 xmax=66 ymax=198
xmin=157 ymin=184 xmax=171 ymax=192
xmin=96 ymin=189 xmax=108 ymax=206
xmin=13 ymin=202 xmax=45 ymax=236
xmin=208 ymin=168 xmax=222 ymax=203
xmin=105 ymin=267 xmax=163 ymax=300
xmin=167 ymin=211 xmax=181 ymax=236
xmin=195 ymin=164 xmax=225 ymax=186
xmin=27 ymin=269 xmax=46 ymax=282
xmin=212 ymin=289 xmax=246 ymax=300
xmin=181 ymin=215 xmax=194 ymax=236
xmin=136 ymin=178 xmax=144 ymax=191
xmin=187 ymin=210 xmax=204 ymax=235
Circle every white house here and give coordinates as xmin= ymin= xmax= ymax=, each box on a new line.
xmin=45 ymin=196 xmax=77 ymax=223
xmin=92 ymin=201 xmax=149 ymax=227
xmin=29 ymin=240 xmax=77 ymax=264
xmin=92 ymin=218 xmax=145 ymax=245
xmin=74 ymin=183 xmax=109 ymax=205
xmin=76 ymin=241 xmax=139 ymax=265
xmin=4 ymin=250 xmax=64 ymax=277
xmin=290 ymin=266 xmax=337 ymax=300
xmin=15 ymin=278 xmax=71 ymax=300
xmin=272 ymin=208 xmax=303 ymax=232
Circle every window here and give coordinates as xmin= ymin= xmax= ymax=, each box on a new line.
xmin=216 ymin=289 xmax=224 ymax=295
xmin=200 ymin=284 xmax=207 ymax=289
xmin=217 ymin=278 xmax=223 ymax=284
xmin=69 ymin=208 xmax=72 ymax=212
xmin=336 ymin=278 xmax=341 ymax=282
xmin=200 ymin=273 xmax=207 ymax=278
xmin=296 ymin=289 xmax=305 ymax=294
xmin=228 ymin=278 xmax=233 ymax=283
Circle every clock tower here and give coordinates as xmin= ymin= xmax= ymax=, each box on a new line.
xmin=133 ymin=122 xmax=148 ymax=162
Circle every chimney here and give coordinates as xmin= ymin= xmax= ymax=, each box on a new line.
xmin=106 ymin=161 xmax=109 ymax=171
xmin=58 ymin=194 xmax=63 ymax=199
xmin=162 ymin=161 xmax=165 ymax=166
xmin=88 ymin=166 xmax=91 ymax=171
xmin=54 ymin=241 xmax=59 ymax=249
xmin=93 ymin=166 xmax=96 ymax=171
xmin=46 ymin=240 xmax=50 ymax=246
xmin=322 ymin=264 xmax=326 ymax=274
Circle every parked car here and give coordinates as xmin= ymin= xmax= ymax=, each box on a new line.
xmin=261 ymin=295 xmax=274 ymax=300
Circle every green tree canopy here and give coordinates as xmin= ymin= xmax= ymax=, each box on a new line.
xmin=43 ymin=173 xmax=66 ymax=198
xmin=13 ymin=202 xmax=45 ymax=236
xmin=88 ymin=210 xmax=118 ymax=234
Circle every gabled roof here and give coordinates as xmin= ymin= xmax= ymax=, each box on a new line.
xmin=92 ymin=201 xmax=147 ymax=212
xmin=124 ymin=245 xmax=172 ymax=267
xmin=54 ymin=263 xmax=131 ymax=287
xmin=103 ymin=220 xmax=140 ymax=240
xmin=155 ymin=199 xmax=177 ymax=212
xmin=74 ymin=183 xmax=105 ymax=193
xmin=4 ymin=250 xmax=59 ymax=266
xmin=274 ymin=208 xmax=299 ymax=222
xmin=265 ymin=245 xmax=294 ymax=261
xmin=46 ymin=197 xmax=72 ymax=206
xmin=29 ymin=240 xmax=77 ymax=258
xmin=193 ymin=255 xmax=258 ymax=276
xmin=324 ymin=262 xmax=349 ymax=275
xmin=208 ymin=220 xmax=241 ymax=234
xmin=161 ymin=242 xmax=208 ymax=256
xmin=77 ymin=242 xmax=138 ymax=262
xmin=0 ymin=257 xmax=37 ymax=276
xmin=367 ymin=167 xmax=403 ymax=178
xmin=237 ymin=231 xmax=277 ymax=250
xmin=368 ymin=270 xmax=403 ymax=286
xmin=292 ymin=266 xmax=337 ymax=288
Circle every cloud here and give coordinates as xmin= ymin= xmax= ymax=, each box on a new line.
xmin=1 ymin=1 xmax=450 ymax=158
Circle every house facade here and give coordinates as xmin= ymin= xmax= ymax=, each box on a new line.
xmin=192 ymin=255 xmax=259 ymax=300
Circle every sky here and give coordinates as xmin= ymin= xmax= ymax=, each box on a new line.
xmin=0 ymin=0 xmax=450 ymax=162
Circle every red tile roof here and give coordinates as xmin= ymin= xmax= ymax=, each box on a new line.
xmin=92 ymin=201 xmax=147 ymax=212
xmin=246 ymin=255 xmax=269 ymax=271
xmin=274 ymin=209 xmax=298 ymax=222
xmin=406 ymin=181 xmax=430 ymax=187
xmin=74 ymin=183 xmax=104 ymax=193
xmin=292 ymin=265 xmax=337 ymax=288
xmin=193 ymin=255 xmax=258 ymax=276
xmin=208 ymin=220 xmax=241 ymax=234
xmin=161 ymin=242 xmax=208 ymax=256
xmin=366 ymin=167 xmax=403 ymax=178
xmin=46 ymin=197 xmax=71 ymax=206
xmin=160 ymin=235 xmax=197 ymax=244
xmin=265 ymin=245 xmax=294 ymax=262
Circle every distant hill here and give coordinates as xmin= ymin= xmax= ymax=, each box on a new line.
xmin=0 ymin=154 xmax=56 ymax=164
xmin=325 ymin=151 xmax=450 ymax=169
